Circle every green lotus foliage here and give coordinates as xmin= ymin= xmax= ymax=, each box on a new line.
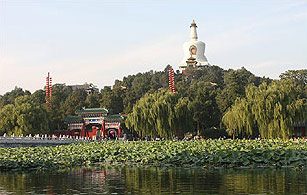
xmin=1 ymin=139 xmax=307 ymax=171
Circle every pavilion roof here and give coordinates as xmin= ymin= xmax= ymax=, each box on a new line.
xmin=75 ymin=108 xmax=109 ymax=115
xmin=105 ymin=114 xmax=125 ymax=119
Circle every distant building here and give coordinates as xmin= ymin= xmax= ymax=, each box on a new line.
xmin=68 ymin=83 xmax=98 ymax=94
xmin=179 ymin=20 xmax=209 ymax=71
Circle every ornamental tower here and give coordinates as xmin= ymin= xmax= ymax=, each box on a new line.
xmin=45 ymin=72 xmax=52 ymax=108
xmin=179 ymin=20 xmax=209 ymax=71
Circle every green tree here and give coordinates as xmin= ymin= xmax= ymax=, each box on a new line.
xmin=280 ymin=69 xmax=307 ymax=87
xmin=85 ymin=92 xmax=101 ymax=108
xmin=216 ymin=67 xmax=265 ymax=114
xmin=0 ymin=95 xmax=49 ymax=135
xmin=280 ymin=69 xmax=307 ymax=98
xmin=222 ymin=97 xmax=255 ymax=138
xmin=48 ymin=84 xmax=73 ymax=130
xmin=31 ymin=89 xmax=46 ymax=104
xmin=0 ymin=104 xmax=15 ymax=135
xmin=0 ymin=87 xmax=31 ymax=108
xmin=188 ymin=82 xmax=221 ymax=135
xmin=126 ymin=90 xmax=193 ymax=138
xmin=174 ymin=97 xmax=193 ymax=134
xmin=250 ymin=80 xmax=306 ymax=139
xmin=223 ymin=80 xmax=307 ymax=139
xmin=62 ymin=89 xmax=87 ymax=116
xmin=100 ymin=86 xmax=123 ymax=114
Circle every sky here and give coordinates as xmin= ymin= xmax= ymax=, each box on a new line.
xmin=0 ymin=0 xmax=306 ymax=95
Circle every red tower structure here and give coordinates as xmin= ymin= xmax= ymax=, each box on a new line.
xmin=169 ymin=66 xmax=175 ymax=93
xmin=46 ymin=72 xmax=52 ymax=107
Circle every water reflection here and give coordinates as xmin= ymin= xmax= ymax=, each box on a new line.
xmin=0 ymin=167 xmax=307 ymax=194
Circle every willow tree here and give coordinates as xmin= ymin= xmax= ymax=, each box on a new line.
xmin=0 ymin=95 xmax=49 ymax=136
xmin=222 ymin=79 xmax=307 ymax=139
xmin=250 ymin=80 xmax=306 ymax=139
xmin=125 ymin=92 xmax=155 ymax=137
xmin=174 ymin=97 xmax=193 ymax=134
xmin=222 ymin=97 xmax=255 ymax=139
xmin=126 ymin=90 xmax=193 ymax=138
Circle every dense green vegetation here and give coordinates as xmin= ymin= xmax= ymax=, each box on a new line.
xmin=1 ymin=140 xmax=307 ymax=171
xmin=0 ymin=95 xmax=49 ymax=135
xmin=126 ymin=90 xmax=193 ymax=138
xmin=223 ymin=79 xmax=307 ymax=139
xmin=0 ymin=65 xmax=306 ymax=139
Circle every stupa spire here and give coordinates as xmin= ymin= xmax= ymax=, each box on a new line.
xmin=179 ymin=20 xmax=209 ymax=71
xmin=190 ymin=19 xmax=198 ymax=41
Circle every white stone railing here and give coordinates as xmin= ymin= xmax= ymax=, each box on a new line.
xmin=0 ymin=133 xmax=92 ymax=145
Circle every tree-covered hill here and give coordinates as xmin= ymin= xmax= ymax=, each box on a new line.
xmin=0 ymin=65 xmax=306 ymax=139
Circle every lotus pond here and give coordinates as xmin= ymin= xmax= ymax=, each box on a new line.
xmin=1 ymin=139 xmax=307 ymax=171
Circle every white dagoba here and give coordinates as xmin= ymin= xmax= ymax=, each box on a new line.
xmin=179 ymin=20 xmax=209 ymax=71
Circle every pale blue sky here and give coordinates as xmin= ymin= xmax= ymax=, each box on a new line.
xmin=1 ymin=0 xmax=306 ymax=94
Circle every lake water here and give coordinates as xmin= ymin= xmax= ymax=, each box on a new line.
xmin=0 ymin=166 xmax=307 ymax=194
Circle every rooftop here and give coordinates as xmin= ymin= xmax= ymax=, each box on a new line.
xmin=75 ymin=108 xmax=109 ymax=115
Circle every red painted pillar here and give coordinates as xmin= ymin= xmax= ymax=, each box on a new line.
xmin=81 ymin=123 xmax=85 ymax=137
xmin=102 ymin=119 xmax=106 ymax=138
